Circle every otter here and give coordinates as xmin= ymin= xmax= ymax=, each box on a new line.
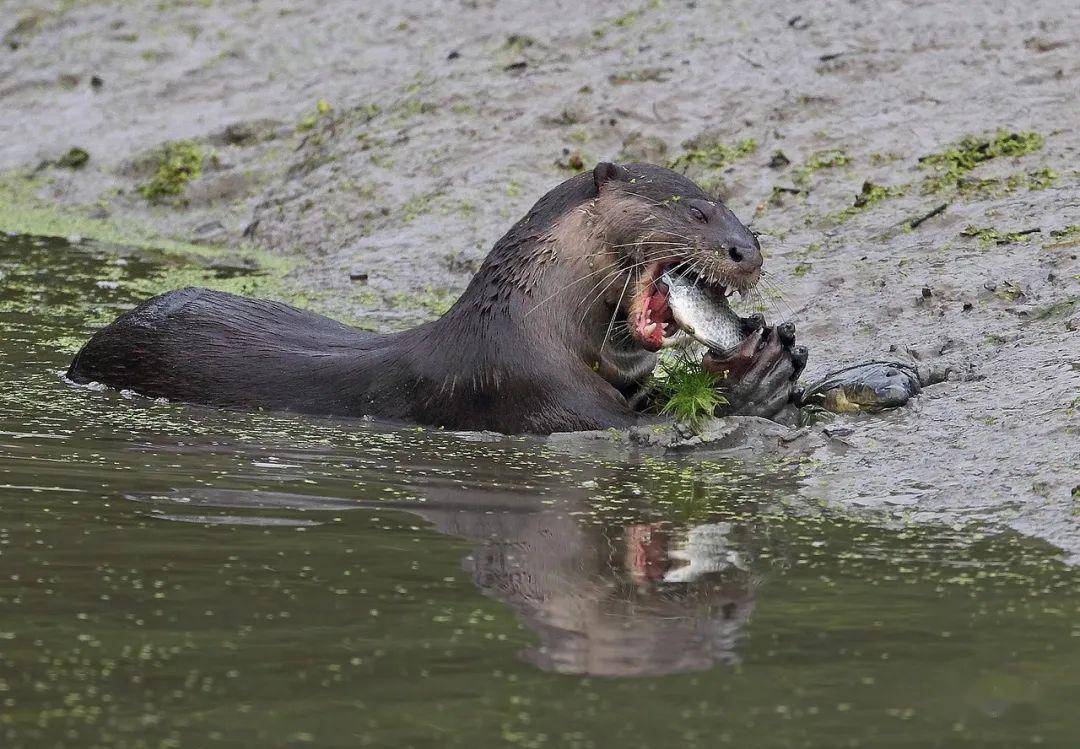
xmin=68 ymin=162 xmax=806 ymax=434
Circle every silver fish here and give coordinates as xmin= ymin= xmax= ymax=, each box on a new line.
xmin=660 ymin=270 xmax=746 ymax=354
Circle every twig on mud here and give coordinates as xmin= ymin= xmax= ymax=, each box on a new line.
xmin=736 ymin=52 xmax=764 ymax=69
xmin=906 ymin=203 xmax=948 ymax=229
xmin=998 ymin=227 xmax=1041 ymax=244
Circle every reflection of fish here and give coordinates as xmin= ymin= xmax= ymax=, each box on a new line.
xmin=660 ymin=270 xmax=746 ymax=353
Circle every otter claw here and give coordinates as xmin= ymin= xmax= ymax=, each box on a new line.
xmin=777 ymin=321 xmax=796 ymax=347
xmin=703 ymin=318 xmax=806 ymax=420
xmin=791 ymin=345 xmax=809 ymax=378
xmin=741 ymin=313 xmax=766 ymax=335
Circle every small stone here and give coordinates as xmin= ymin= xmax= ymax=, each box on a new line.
xmin=193 ymin=220 xmax=225 ymax=238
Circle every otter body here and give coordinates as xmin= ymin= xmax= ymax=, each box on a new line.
xmin=68 ymin=287 xmax=639 ymax=433
xmin=69 ymin=163 xmax=803 ymax=434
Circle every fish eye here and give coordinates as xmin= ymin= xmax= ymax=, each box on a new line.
xmin=688 ymin=206 xmax=707 ymax=223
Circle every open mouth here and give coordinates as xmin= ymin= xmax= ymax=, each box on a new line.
xmin=629 ymin=261 xmax=732 ymax=352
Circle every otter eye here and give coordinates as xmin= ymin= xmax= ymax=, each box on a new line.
xmin=689 ymin=206 xmax=707 ymax=223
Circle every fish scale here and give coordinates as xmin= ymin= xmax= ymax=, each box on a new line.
xmin=661 ymin=270 xmax=746 ymax=354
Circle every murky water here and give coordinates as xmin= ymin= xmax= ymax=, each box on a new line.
xmin=2 ymin=234 xmax=1079 ymax=748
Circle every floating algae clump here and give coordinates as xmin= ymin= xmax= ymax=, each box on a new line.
xmin=920 ymin=130 xmax=1044 ymax=193
xmin=138 ymin=140 xmax=204 ymax=202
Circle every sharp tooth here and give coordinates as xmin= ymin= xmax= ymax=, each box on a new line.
xmin=644 ymin=322 xmax=658 ymax=336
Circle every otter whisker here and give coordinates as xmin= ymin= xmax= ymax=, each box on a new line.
xmin=756 ymin=273 xmax=798 ymax=321
xmin=600 ymin=272 xmax=633 ymax=352
xmin=522 ymin=260 xmax=638 ymax=318
xmin=609 ymin=241 xmax=690 ymax=249
xmin=575 ymin=254 xmax=689 ymax=328
xmin=621 ymin=191 xmax=672 ymax=208
xmin=573 ymin=251 xmax=690 ymax=315
xmin=525 ymin=248 xmax=691 ymax=319
xmin=756 ymin=281 xmax=794 ymax=320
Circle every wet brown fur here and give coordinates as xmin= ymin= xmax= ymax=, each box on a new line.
xmin=68 ymin=163 xmax=763 ymax=434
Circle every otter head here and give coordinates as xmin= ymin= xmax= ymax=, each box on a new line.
xmin=585 ymin=161 xmax=763 ymax=352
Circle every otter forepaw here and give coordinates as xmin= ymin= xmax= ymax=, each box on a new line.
xmin=701 ymin=321 xmax=808 ymax=419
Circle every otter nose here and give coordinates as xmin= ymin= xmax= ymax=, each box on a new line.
xmin=726 ymin=241 xmax=763 ymax=272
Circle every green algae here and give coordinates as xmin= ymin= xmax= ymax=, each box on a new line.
xmin=592 ymin=1 xmax=662 ymax=39
xmin=955 ymin=167 xmax=1058 ymax=196
xmin=137 ymin=140 xmax=204 ymax=202
xmin=0 ymin=177 xmax=204 ymax=256
xmin=792 ymin=149 xmax=850 ymax=186
xmin=1050 ymin=225 xmax=1080 ymax=239
xmin=1031 ymin=297 xmax=1078 ymax=321
xmin=54 ymin=147 xmax=90 ymax=170
xmin=1045 ymin=225 xmax=1080 ymax=251
xmin=920 ymin=131 xmax=1045 ymax=193
xmin=828 ymin=180 xmax=906 ymax=224
xmin=960 ymin=224 xmax=1039 ymax=247
xmin=386 ymin=287 xmax=460 ymax=318
xmin=0 ymin=173 xmax=316 ymax=320
xmin=297 ymin=98 xmax=334 ymax=131
xmin=669 ymin=136 xmax=758 ymax=172
xmin=400 ymin=188 xmax=445 ymax=223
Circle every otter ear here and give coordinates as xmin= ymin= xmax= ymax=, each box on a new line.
xmin=593 ymin=162 xmax=630 ymax=192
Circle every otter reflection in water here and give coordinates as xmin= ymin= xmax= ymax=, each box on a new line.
xmin=458 ymin=513 xmax=758 ymax=677
xmin=137 ymin=455 xmax=772 ymax=678
xmin=369 ymin=478 xmax=767 ymax=676
xmin=69 ymin=162 xmax=806 ymax=434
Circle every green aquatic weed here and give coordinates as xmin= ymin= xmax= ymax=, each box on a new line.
xmin=654 ymin=351 xmax=727 ymax=432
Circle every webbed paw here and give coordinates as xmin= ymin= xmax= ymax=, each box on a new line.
xmin=701 ymin=320 xmax=808 ymax=419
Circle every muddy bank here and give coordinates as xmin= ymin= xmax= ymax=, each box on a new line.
xmin=1 ymin=0 xmax=1077 ymax=554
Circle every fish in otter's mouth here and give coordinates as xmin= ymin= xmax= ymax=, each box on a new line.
xmin=628 ymin=262 xmax=746 ymax=354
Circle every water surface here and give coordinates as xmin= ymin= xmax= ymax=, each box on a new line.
xmin=2 ymin=235 xmax=1078 ymax=748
